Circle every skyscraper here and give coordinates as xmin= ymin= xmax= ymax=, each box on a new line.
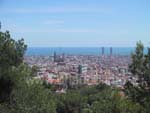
xmin=54 ymin=52 xmax=57 ymax=62
xmin=62 ymin=53 xmax=65 ymax=62
xmin=110 ymin=47 xmax=112 ymax=56
xmin=78 ymin=65 xmax=87 ymax=74
xmin=78 ymin=65 xmax=82 ymax=74
xmin=102 ymin=47 xmax=104 ymax=55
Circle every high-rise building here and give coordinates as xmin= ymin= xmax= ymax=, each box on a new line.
xmin=78 ymin=65 xmax=87 ymax=74
xmin=110 ymin=47 xmax=113 ymax=56
xmin=54 ymin=52 xmax=57 ymax=62
xmin=54 ymin=52 xmax=65 ymax=63
xmin=102 ymin=47 xmax=104 ymax=55
xmin=78 ymin=65 xmax=82 ymax=74
xmin=62 ymin=53 xmax=65 ymax=62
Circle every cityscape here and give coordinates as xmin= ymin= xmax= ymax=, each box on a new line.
xmin=25 ymin=47 xmax=136 ymax=93
xmin=0 ymin=0 xmax=150 ymax=113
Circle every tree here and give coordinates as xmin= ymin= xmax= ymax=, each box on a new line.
xmin=129 ymin=41 xmax=150 ymax=88
xmin=0 ymin=27 xmax=57 ymax=113
xmin=31 ymin=65 xmax=39 ymax=77
xmin=10 ymin=81 xmax=56 ymax=113
xmin=125 ymin=41 xmax=150 ymax=112
xmin=0 ymin=31 xmax=27 ymax=68
xmin=124 ymin=81 xmax=143 ymax=103
xmin=0 ymin=30 xmax=27 ymax=103
xmin=91 ymin=89 xmax=143 ymax=113
xmin=56 ymin=90 xmax=86 ymax=113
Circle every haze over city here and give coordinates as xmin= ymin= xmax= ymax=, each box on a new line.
xmin=1 ymin=0 xmax=150 ymax=113
xmin=0 ymin=0 xmax=150 ymax=47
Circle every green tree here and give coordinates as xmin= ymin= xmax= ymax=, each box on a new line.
xmin=56 ymin=90 xmax=86 ymax=113
xmin=11 ymin=81 xmax=56 ymax=113
xmin=0 ymin=28 xmax=57 ymax=113
xmin=124 ymin=81 xmax=143 ymax=103
xmin=129 ymin=41 xmax=150 ymax=88
xmin=0 ymin=31 xmax=27 ymax=68
xmin=91 ymin=90 xmax=143 ymax=113
xmin=31 ymin=65 xmax=39 ymax=77
xmin=0 ymin=30 xmax=27 ymax=103
xmin=125 ymin=41 xmax=150 ymax=112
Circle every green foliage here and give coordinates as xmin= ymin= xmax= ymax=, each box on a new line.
xmin=31 ymin=65 xmax=39 ymax=77
xmin=125 ymin=41 xmax=150 ymax=112
xmin=0 ymin=103 xmax=12 ymax=113
xmin=0 ymin=75 xmax=13 ymax=103
xmin=96 ymin=82 xmax=110 ymax=90
xmin=90 ymin=90 xmax=143 ymax=113
xmin=0 ymin=31 xmax=27 ymax=69
xmin=124 ymin=81 xmax=143 ymax=103
xmin=56 ymin=90 xmax=87 ymax=113
xmin=0 ymin=29 xmax=56 ymax=113
xmin=55 ymin=84 xmax=143 ymax=113
xmin=10 ymin=82 xmax=56 ymax=113
xmin=0 ymin=30 xmax=27 ymax=103
xmin=129 ymin=41 xmax=150 ymax=88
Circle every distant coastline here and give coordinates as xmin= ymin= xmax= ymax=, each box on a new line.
xmin=26 ymin=47 xmax=148 ymax=56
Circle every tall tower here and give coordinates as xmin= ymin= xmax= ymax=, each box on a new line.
xmin=102 ymin=47 xmax=104 ymax=55
xmin=110 ymin=47 xmax=112 ymax=56
xmin=62 ymin=53 xmax=65 ymax=62
xmin=78 ymin=65 xmax=82 ymax=74
xmin=54 ymin=52 xmax=57 ymax=62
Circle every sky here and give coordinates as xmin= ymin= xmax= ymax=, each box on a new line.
xmin=0 ymin=0 xmax=150 ymax=47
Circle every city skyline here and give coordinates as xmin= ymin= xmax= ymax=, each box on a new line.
xmin=0 ymin=0 xmax=150 ymax=47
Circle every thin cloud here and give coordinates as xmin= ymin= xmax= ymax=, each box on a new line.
xmin=1 ymin=6 xmax=112 ymax=14
xmin=43 ymin=20 xmax=64 ymax=25
xmin=57 ymin=29 xmax=97 ymax=33
xmin=11 ymin=28 xmax=98 ymax=33
xmin=10 ymin=28 xmax=131 ymax=34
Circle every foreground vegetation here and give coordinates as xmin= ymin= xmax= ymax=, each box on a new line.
xmin=0 ymin=29 xmax=150 ymax=113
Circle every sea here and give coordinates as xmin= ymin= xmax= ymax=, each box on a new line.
xmin=25 ymin=47 xmax=148 ymax=56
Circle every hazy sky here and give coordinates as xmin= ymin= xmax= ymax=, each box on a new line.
xmin=0 ymin=0 xmax=150 ymax=47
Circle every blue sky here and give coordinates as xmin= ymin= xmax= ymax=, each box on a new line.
xmin=0 ymin=0 xmax=150 ymax=47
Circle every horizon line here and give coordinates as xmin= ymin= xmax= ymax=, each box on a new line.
xmin=27 ymin=46 xmax=138 ymax=48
